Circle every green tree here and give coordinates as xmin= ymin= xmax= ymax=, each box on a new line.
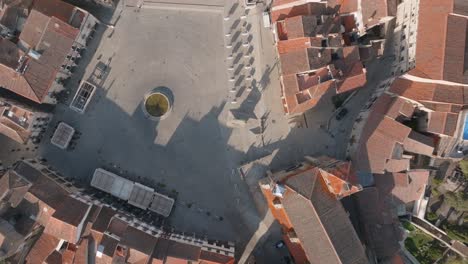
xmin=458 ymin=160 xmax=468 ymax=180
xmin=444 ymin=191 xmax=468 ymax=211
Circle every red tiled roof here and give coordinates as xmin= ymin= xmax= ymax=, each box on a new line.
xmin=32 ymin=0 xmax=75 ymax=24
xmin=336 ymin=70 xmax=366 ymax=93
xmin=390 ymin=78 xmax=468 ymax=105
xmin=427 ymin=112 xmax=459 ymax=136
xmin=443 ymin=14 xmax=468 ymax=84
xmin=9 ymin=8 xmax=79 ymax=103
xmin=375 ymin=170 xmax=429 ymax=205
xmin=284 ymin=78 xmax=335 ymax=114
xmin=271 ymin=2 xmax=326 ymax=22
xmin=19 ymin=9 xmax=50 ymax=48
xmin=386 ymin=96 xmax=415 ymax=119
xmin=411 ymin=0 xmax=468 ymax=83
xmin=119 ymin=226 xmax=159 ymax=263
xmin=281 ymin=172 xmax=368 ymax=264
xmin=356 ymin=103 xmax=412 ymax=174
xmin=403 ymin=131 xmax=434 ymax=156
xmin=411 ymin=0 xmax=453 ymax=80
xmin=284 ymin=15 xmax=317 ymax=39
xmin=0 ymin=170 xmax=31 ymax=207
xmin=277 ymin=37 xmax=322 ymax=54
xmin=327 ymin=0 xmax=358 ymax=13
xmin=25 ymin=232 xmax=59 ymax=264
xmin=384 ymin=159 xmax=409 ymax=173
xmin=354 ymin=187 xmax=402 ymax=259
xmin=280 ymin=48 xmax=310 ymax=75
xmin=360 ymin=0 xmax=388 ymax=29
xmin=43 ymin=196 xmax=91 ymax=243
xmin=17 ymin=166 xmax=69 ymax=211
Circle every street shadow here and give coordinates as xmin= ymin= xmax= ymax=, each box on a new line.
xmin=36 ymin=83 xmax=263 ymax=259
xmin=63 ymin=0 xmax=119 ymax=25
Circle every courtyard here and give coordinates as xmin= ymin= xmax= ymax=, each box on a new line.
xmin=37 ymin=3 xmax=249 ymax=240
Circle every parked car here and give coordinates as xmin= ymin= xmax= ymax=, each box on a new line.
xmin=335 ymin=108 xmax=349 ymax=120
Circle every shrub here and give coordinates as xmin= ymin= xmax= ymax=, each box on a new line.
xmin=402 ymin=221 xmax=415 ymax=231
xmin=459 ymin=160 xmax=468 ymax=180
xmin=444 ymin=192 xmax=468 ymax=211
xmin=426 ymin=212 xmax=439 ymax=223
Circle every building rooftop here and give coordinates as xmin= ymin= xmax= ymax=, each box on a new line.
xmin=274 ymin=4 xmax=368 ymax=114
xmin=354 ymin=90 xmax=444 ymax=175
xmin=0 ymin=6 xmax=80 ymax=103
xmin=43 ymin=196 xmax=91 ymax=243
xmin=0 ymin=102 xmax=34 ymax=143
xmin=354 ymin=187 xmax=402 ymax=259
xmin=374 ymin=170 xmax=429 ymax=205
xmin=282 ymin=171 xmax=367 ymax=263
xmin=261 ymin=157 xmax=366 ymax=263
xmin=411 ymin=0 xmax=468 ymax=84
xmin=0 ymin=169 xmax=32 ymax=207
xmin=25 ymin=232 xmax=60 ymax=264
xmin=14 ymin=161 xmax=70 ymax=211
xmin=31 ymin=0 xmax=75 ymax=25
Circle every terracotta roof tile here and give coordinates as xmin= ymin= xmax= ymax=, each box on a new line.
xmin=277 ymin=37 xmax=317 ymax=53
xmin=119 ymin=226 xmax=158 ymax=262
xmin=284 ymin=15 xmax=317 ymax=39
xmin=403 ymin=131 xmax=434 ymax=156
xmin=43 ymin=196 xmax=91 ymax=243
xmin=281 ymin=173 xmax=368 ymax=264
xmin=16 ymin=171 xmax=69 ymax=213
xmin=280 ymin=49 xmax=309 ymax=75
xmin=23 ymin=16 xmax=79 ymax=102
xmin=25 ymin=232 xmax=60 ymax=263
xmin=354 ymin=187 xmax=402 ymax=259
xmin=32 ymin=0 xmax=75 ymax=24
xmin=443 ymin=14 xmax=468 ymax=83
xmin=106 ymin=217 xmax=128 ymax=238
xmin=0 ymin=170 xmax=31 ymax=207
xmin=454 ymin=0 xmax=468 ymax=16
xmin=427 ymin=112 xmax=446 ymax=135
xmin=356 ymin=111 xmax=411 ymax=174
xmin=97 ymin=234 xmax=119 ymax=262
xmin=91 ymin=206 xmax=116 ymax=233
xmin=444 ymin=112 xmax=459 ymax=136
xmin=426 ymin=111 xmax=459 ymax=136
xmin=412 ymin=0 xmax=454 ymax=80
xmin=384 ymin=159 xmax=409 ymax=173
xmin=389 ymin=78 xmax=435 ymax=101
xmin=361 ymin=0 xmax=388 ymax=29
xmin=19 ymin=9 xmax=50 ymax=48
xmin=336 ymin=71 xmax=366 ymax=93
xmin=375 ymin=170 xmax=429 ymax=205
xmin=327 ymin=0 xmax=357 ymax=13
xmin=271 ymin=2 xmax=326 ymax=22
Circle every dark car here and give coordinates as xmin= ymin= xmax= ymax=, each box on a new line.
xmin=335 ymin=108 xmax=349 ymax=120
